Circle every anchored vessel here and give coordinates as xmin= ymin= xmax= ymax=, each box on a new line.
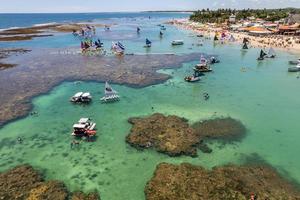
xmin=194 ymin=56 xmax=213 ymax=73
xmin=111 ymin=41 xmax=125 ymax=54
xmin=70 ymin=92 xmax=92 ymax=103
xmin=172 ymin=40 xmax=184 ymax=45
xmin=71 ymin=118 xmax=96 ymax=137
xmin=288 ymin=63 xmax=300 ymax=72
xmin=101 ymin=82 xmax=120 ymax=103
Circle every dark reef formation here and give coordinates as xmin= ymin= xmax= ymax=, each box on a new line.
xmin=145 ymin=162 xmax=300 ymax=200
xmin=0 ymin=48 xmax=31 ymax=70
xmin=0 ymin=50 xmax=201 ymax=126
xmin=126 ymin=113 xmax=246 ymax=157
xmin=126 ymin=113 xmax=201 ymax=157
xmin=192 ymin=117 xmax=246 ymax=141
xmin=0 ymin=23 xmax=105 ymax=41
xmin=0 ymin=165 xmax=100 ymax=200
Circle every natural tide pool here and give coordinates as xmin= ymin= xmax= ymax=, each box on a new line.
xmin=1 ymin=12 xmax=300 ymax=200
xmin=0 ymin=43 xmax=300 ymax=199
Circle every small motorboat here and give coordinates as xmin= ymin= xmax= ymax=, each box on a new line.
xmin=289 ymin=59 xmax=300 ymax=65
xmin=70 ymin=92 xmax=92 ymax=103
xmin=288 ymin=64 xmax=300 ymax=72
xmin=194 ymin=65 xmax=213 ymax=72
xmin=172 ymin=40 xmax=184 ymax=45
xmin=71 ymin=118 xmax=96 ymax=137
xmin=160 ymin=26 xmax=166 ymax=30
xmin=184 ymin=75 xmax=200 ymax=82
xmin=197 ymin=34 xmax=204 ymax=37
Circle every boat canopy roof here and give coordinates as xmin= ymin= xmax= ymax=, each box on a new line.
xmin=173 ymin=40 xmax=183 ymax=42
xmin=74 ymin=92 xmax=83 ymax=97
xmin=78 ymin=118 xmax=90 ymax=124
xmin=73 ymin=124 xmax=86 ymax=129
xmin=82 ymin=92 xmax=91 ymax=97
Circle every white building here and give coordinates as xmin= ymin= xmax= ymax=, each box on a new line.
xmin=229 ymin=14 xmax=236 ymax=23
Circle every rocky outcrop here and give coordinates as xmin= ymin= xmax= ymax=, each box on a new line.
xmin=126 ymin=114 xmax=246 ymax=157
xmin=0 ymin=23 xmax=104 ymax=41
xmin=71 ymin=191 xmax=100 ymax=200
xmin=145 ymin=162 xmax=300 ymax=200
xmin=126 ymin=113 xmax=202 ymax=157
xmin=0 ymin=165 xmax=100 ymax=200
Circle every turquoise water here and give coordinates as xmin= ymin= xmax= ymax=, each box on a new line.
xmin=1 ymin=14 xmax=300 ymax=200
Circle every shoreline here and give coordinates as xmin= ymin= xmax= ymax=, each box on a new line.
xmin=170 ymin=19 xmax=300 ymax=56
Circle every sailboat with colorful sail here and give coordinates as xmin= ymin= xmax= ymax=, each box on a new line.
xmin=100 ymin=82 xmax=120 ymax=103
xmin=111 ymin=41 xmax=125 ymax=54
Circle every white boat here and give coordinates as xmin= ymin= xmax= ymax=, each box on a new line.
xmin=266 ymin=47 xmax=276 ymax=58
xmin=172 ymin=40 xmax=184 ymax=45
xmin=100 ymin=82 xmax=120 ymax=103
xmin=70 ymin=92 xmax=92 ymax=103
xmin=72 ymin=118 xmax=96 ymax=137
xmin=184 ymin=75 xmax=201 ymax=82
xmin=288 ymin=64 xmax=300 ymax=72
xmin=111 ymin=41 xmax=125 ymax=54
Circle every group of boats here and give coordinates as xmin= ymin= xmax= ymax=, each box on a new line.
xmin=184 ymin=56 xmax=219 ymax=82
xmin=70 ymin=82 xmax=119 ymax=103
xmin=288 ymin=59 xmax=300 ymax=72
xmin=257 ymin=48 xmax=276 ymax=60
xmin=70 ymin=82 xmax=119 ymax=139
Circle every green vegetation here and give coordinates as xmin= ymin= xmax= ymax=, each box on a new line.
xmin=190 ymin=8 xmax=300 ymax=23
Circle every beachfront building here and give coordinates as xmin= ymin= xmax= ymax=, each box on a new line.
xmin=229 ymin=14 xmax=236 ymax=23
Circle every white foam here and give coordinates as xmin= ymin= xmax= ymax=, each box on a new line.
xmin=33 ymin=22 xmax=57 ymax=27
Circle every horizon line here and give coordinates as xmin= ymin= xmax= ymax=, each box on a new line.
xmin=0 ymin=7 xmax=299 ymax=14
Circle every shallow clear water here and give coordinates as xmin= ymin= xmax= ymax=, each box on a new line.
xmin=1 ymin=13 xmax=300 ymax=200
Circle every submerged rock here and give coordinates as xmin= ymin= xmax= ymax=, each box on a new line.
xmin=192 ymin=117 xmax=246 ymax=141
xmin=126 ymin=113 xmax=202 ymax=157
xmin=145 ymin=162 xmax=300 ymax=200
xmin=0 ymin=165 xmax=100 ymax=200
xmin=126 ymin=114 xmax=246 ymax=156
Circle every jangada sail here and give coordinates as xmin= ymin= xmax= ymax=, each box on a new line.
xmin=105 ymin=81 xmax=117 ymax=95
xmin=101 ymin=81 xmax=120 ymax=102
xmin=267 ymin=47 xmax=276 ymax=58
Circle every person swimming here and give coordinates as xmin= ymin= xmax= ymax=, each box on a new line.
xmin=203 ymin=93 xmax=209 ymax=101
xmin=17 ymin=137 xmax=23 ymax=144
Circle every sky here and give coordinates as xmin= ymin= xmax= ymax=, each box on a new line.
xmin=0 ymin=0 xmax=299 ymax=13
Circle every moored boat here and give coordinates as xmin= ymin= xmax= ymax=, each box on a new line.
xmin=194 ymin=56 xmax=213 ymax=72
xmin=70 ymin=92 xmax=92 ymax=103
xmin=266 ymin=47 xmax=276 ymax=58
xmin=288 ymin=64 xmax=300 ymax=72
xmin=257 ymin=49 xmax=267 ymax=60
xmin=171 ymin=40 xmax=184 ymax=45
xmin=71 ymin=118 xmax=96 ymax=138
xmin=184 ymin=75 xmax=201 ymax=82
xmin=288 ymin=59 xmax=300 ymax=65
xmin=100 ymin=82 xmax=120 ymax=103
xmin=144 ymin=38 xmax=152 ymax=48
